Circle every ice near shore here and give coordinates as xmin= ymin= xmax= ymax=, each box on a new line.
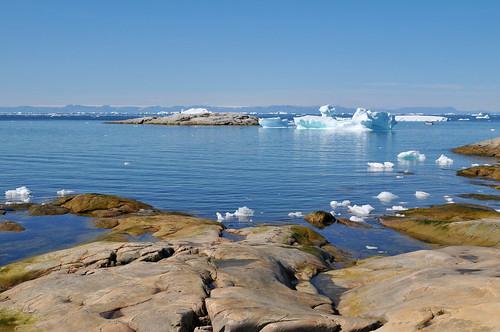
xmin=5 ymin=186 xmax=32 ymax=203
xmin=292 ymin=106 xmax=397 ymax=131
xmin=216 ymin=206 xmax=255 ymax=221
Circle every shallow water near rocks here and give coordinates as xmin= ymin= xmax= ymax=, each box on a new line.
xmin=0 ymin=116 xmax=498 ymax=264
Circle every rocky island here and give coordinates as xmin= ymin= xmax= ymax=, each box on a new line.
xmin=1 ymin=192 xmax=500 ymax=331
xmin=108 ymin=112 xmax=259 ymax=126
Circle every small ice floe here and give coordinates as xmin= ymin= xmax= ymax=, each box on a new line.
xmin=396 ymin=175 xmax=404 ymax=179
xmin=444 ymin=195 xmax=455 ymax=204
xmin=216 ymin=206 xmax=255 ymax=221
xmin=5 ymin=186 xmax=32 ymax=203
xmin=415 ymin=191 xmax=430 ymax=199
xmin=258 ymin=117 xmax=289 ymax=128
xmin=123 ymin=161 xmax=131 ymax=166
xmin=395 ymin=213 xmax=405 ymax=217
xmin=288 ymin=211 xmax=303 ymax=218
xmin=471 ymin=163 xmax=480 ymax=167
xmin=350 ymin=216 xmax=365 ymax=222
xmin=398 ymin=150 xmax=426 ymax=161
xmin=341 ymin=200 xmax=351 ymax=207
xmin=435 ymin=154 xmax=453 ymax=167
xmin=57 ymin=189 xmax=75 ymax=197
xmin=365 ymin=245 xmax=378 ymax=250
xmin=367 ymin=162 xmax=394 ymax=170
xmin=386 ymin=205 xmax=408 ymax=211
xmin=376 ymin=191 xmax=398 ymax=202
xmin=330 ymin=201 xmax=339 ymax=209
xmin=491 ymin=128 xmax=496 ymax=132
xmin=348 ymin=204 xmax=374 ymax=217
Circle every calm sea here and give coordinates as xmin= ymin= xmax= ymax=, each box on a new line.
xmin=0 ymin=114 xmax=498 ymax=264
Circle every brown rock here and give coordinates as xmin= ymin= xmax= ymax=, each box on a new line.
xmin=0 ymin=220 xmax=25 ymax=232
xmin=452 ymin=137 xmax=500 ymax=158
xmin=28 ymin=204 xmax=69 ymax=216
xmin=457 ymin=165 xmax=500 ymax=182
xmin=304 ymin=211 xmax=336 ymax=228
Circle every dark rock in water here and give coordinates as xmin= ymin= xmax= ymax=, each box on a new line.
xmin=304 ymin=211 xmax=336 ymax=228
xmin=458 ymin=193 xmax=500 ymax=201
xmin=0 ymin=221 xmax=25 ymax=232
xmin=107 ymin=112 xmax=259 ymax=126
xmin=28 ymin=204 xmax=69 ymax=216
xmin=49 ymin=193 xmax=153 ymax=217
xmin=452 ymin=137 xmax=500 ymax=158
xmin=0 ymin=203 xmax=33 ymax=212
xmin=457 ymin=165 xmax=500 ymax=182
xmin=380 ymin=203 xmax=500 ymax=246
xmin=336 ymin=217 xmax=372 ymax=228
xmin=0 ymin=210 xmax=5 ymax=215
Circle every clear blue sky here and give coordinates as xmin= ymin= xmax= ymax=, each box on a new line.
xmin=1 ymin=1 xmax=499 ymax=110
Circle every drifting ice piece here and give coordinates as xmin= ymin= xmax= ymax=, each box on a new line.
xmin=349 ymin=204 xmax=374 ymax=217
xmin=5 ymin=186 xmax=32 ymax=203
xmin=376 ymin=191 xmax=398 ymax=202
xmin=415 ymin=191 xmax=430 ymax=199
xmin=367 ymin=162 xmax=394 ymax=170
xmin=435 ymin=154 xmax=454 ymax=166
xmin=258 ymin=117 xmax=289 ymax=128
xmin=398 ymin=150 xmax=426 ymax=161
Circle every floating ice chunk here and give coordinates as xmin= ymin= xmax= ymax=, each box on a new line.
xmin=288 ymin=211 xmax=303 ymax=218
xmin=376 ymin=191 xmax=398 ymax=202
xmin=415 ymin=191 xmax=430 ymax=199
xmin=258 ymin=117 xmax=289 ymax=128
xmin=181 ymin=108 xmax=211 ymax=115
xmin=319 ymin=104 xmax=335 ymax=117
xmin=397 ymin=151 xmax=426 ymax=161
xmin=365 ymin=245 xmax=378 ymax=250
xmin=348 ymin=204 xmax=374 ymax=217
xmin=216 ymin=212 xmax=225 ymax=222
xmin=5 ymin=186 xmax=32 ymax=203
xmin=435 ymin=154 xmax=453 ymax=166
xmin=123 ymin=161 xmax=131 ymax=166
xmin=341 ymin=200 xmax=351 ymax=207
xmin=386 ymin=205 xmax=408 ymax=211
xmin=471 ymin=163 xmax=480 ymax=167
xmin=57 ymin=189 xmax=75 ymax=197
xmin=351 ymin=108 xmax=397 ymax=131
xmin=396 ymin=175 xmax=404 ymax=179
xmin=395 ymin=115 xmax=447 ymax=122
xmin=491 ymin=128 xmax=496 ymax=132
xmin=367 ymin=162 xmax=394 ymax=170
xmin=293 ymin=115 xmax=369 ymax=131
xmin=350 ymin=216 xmax=365 ymax=222
xmin=330 ymin=201 xmax=339 ymax=209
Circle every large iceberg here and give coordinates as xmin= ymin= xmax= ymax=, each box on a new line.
xmin=293 ymin=106 xmax=396 ymax=131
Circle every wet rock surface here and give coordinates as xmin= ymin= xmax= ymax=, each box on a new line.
xmin=0 ymin=221 xmax=25 ymax=232
xmin=304 ymin=211 xmax=336 ymax=229
xmin=380 ymin=203 xmax=500 ymax=247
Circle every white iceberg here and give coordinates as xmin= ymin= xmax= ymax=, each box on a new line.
xmin=367 ymin=162 xmax=394 ymax=170
xmin=415 ymin=191 xmax=430 ymax=199
xmin=341 ymin=200 xmax=351 ymax=207
xmin=348 ymin=204 xmax=374 ymax=217
xmin=258 ymin=117 xmax=289 ymax=128
xmin=395 ymin=115 xmax=447 ymax=122
xmin=288 ymin=211 xmax=303 ymax=218
xmin=293 ymin=106 xmax=396 ymax=131
xmin=365 ymin=245 xmax=378 ymax=250
xmin=181 ymin=108 xmax=211 ymax=115
xmin=216 ymin=206 xmax=255 ymax=221
xmin=376 ymin=191 xmax=398 ymax=202
xmin=435 ymin=154 xmax=454 ymax=166
xmin=319 ymin=104 xmax=335 ymax=117
xmin=57 ymin=189 xmax=75 ymax=197
xmin=329 ymin=201 xmax=339 ymax=209
xmin=386 ymin=205 xmax=408 ymax=211
xmin=5 ymin=186 xmax=32 ymax=203
xmin=350 ymin=216 xmax=365 ymax=222
xmin=397 ymin=150 xmax=426 ymax=161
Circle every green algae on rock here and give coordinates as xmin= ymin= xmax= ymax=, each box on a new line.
xmin=380 ymin=203 xmax=500 ymax=247
xmin=0 ymin=308 xmax=34 ymax=332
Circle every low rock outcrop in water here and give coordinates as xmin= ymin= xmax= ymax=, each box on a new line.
xmin=457 ymin=165 xmax=500 ymax=182
xmin=452 ymin=137 xmax=500 ymax=158
xmin=380 ymin=203 xmax=500 ymax=247
xmin=0 ymin=221 xmax=25 ymax=232
xmin=315 ymin=246 xmax=500 ymax=331
xmin=108 ymin=112 xmax=259 ymax=126
xmin=304 ymin=210 xmax=336 ymax=228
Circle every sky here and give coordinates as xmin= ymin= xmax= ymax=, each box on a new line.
xmin=0 ymin=1 xmax=499 ymax=111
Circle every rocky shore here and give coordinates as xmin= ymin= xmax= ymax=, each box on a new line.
xmin=452 ymin=137 xmax=500 ymax=159
xmin=1 ymin=193 xmax=500 ymax=331
xmin=107 ymin=112 xmax=259 ymax=126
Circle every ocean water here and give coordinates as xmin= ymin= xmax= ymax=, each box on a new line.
xmin=0 ymin=116 xmax=498 ymax=265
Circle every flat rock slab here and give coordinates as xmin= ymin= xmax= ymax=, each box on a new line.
xmin=316 ymin=246 xmax=500 ymax=332
xmin=108 ymin=113 xmax=259 ymax=126
xmin=452 ymin=137 xmax=500 ymax=158
xmin=457 ymin=165 xmax=500 ymax=182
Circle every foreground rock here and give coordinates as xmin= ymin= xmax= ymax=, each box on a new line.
xmin=457 ymin=165 xmax=500 ymax=182
xmin=108 ymin=112 xmax=259 ymax=126
xmin=0 ymin=209 xmax=378 ymax=331
xmin=315 ymin=246 xmax=500 ymax=331
xmin=452 ymin=137 xmax=500 ymax=158
xmin=0 ymin=220 xmax=25 ymax=232
xmin=380 ymin=203 xmax=500 ymax=247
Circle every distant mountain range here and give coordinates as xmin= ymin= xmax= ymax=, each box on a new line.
xmin=0 ymin=104 xmax=494 ymax=115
